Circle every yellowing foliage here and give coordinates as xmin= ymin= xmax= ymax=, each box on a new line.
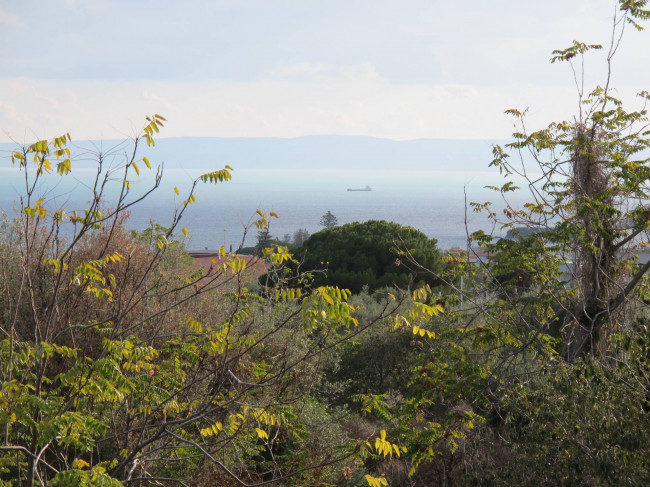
xmin=365 ymin=474 xmax=388 ymax=487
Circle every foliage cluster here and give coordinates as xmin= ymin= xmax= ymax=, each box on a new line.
xmin=0 ymin=119 xmax=410 ymax=487
xmin=294 ymin=220 xmax=442 ymax=294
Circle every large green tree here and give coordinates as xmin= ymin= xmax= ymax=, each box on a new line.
xmin=297 ymin=220 xmax=441 ymax=294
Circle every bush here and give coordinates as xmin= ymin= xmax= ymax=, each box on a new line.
xmin=295 ymin=220 xmax=441 ymax=294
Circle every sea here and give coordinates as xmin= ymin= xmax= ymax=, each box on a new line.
xmin=0 ymin=166 xmax=528 ymax=252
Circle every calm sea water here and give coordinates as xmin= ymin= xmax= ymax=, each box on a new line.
xmin=0 ymin=167 xmax=528 ymax=251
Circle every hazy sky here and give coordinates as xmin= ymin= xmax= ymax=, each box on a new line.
xmin=2 ymin=0 xmax=649 ymax=142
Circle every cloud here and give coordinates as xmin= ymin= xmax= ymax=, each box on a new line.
xmin=0 ymin=69 xmax=643 ymax=144
xmin=142 ymin=90 xmax=177 ymax=112
xmin=0 ymin=7 xmax=21 ymax=27
xmin=270 ymin=63 xmax=380 ymax=82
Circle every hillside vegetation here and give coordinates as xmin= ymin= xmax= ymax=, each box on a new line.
xmin=3 ymin=2 xmax=650 ymax=486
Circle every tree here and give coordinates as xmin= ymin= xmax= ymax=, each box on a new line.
xmin=478 ymin=2 xmax=650 ymax=361
xmin=298 ymin=220 xmax=441 ymax=293
xmin=255 ymin=228 xmax=274 ymax=254
xmin=453 ymin=4 xmax=650 ymax=481
xmin=0 ymin=117 xmax=392 ymax=486
xmin=354 ymin=3 xmax=650 ymax=484
xmin=319 ymin=211 xmax=338 ymax=228
xmin=292 ymin=227 xmax=310 ymax=247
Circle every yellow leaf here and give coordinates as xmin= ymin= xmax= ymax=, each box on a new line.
xmin=133 ymin=162 xmax=140 ymax=175
xmin=143 ymin=156 xmax=151 ymax=169
xmin=182 ymin=227 xmax=189 ymax=237
xmin=364 ymin=474 xmax=388 ymax=487
xmin=255 ymin=428 xmax=269 ymax=440
xmin=72 ymin=459 xmax=90 ymax=469
xmin=174 ymin=186 xmax=179 ymax=195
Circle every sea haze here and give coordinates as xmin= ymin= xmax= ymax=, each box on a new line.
xmin=0 ymin=136 xmax=528 ymax=250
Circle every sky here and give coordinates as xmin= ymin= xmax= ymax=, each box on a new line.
xmin=2 ymin=0 xmax=650 ymax=143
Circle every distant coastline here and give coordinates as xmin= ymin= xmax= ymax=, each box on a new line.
xmin=0 ymin=135 xmax=501 ymax=173
xmin=0 ymin=136 xmax=515 ymax=253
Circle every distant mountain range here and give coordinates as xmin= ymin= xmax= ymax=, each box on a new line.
xmin=0 ymin=135 xmax=503 ymax=173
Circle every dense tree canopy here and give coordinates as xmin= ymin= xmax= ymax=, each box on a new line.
xmin=297 ymin=220 xmax=441 ymax=293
